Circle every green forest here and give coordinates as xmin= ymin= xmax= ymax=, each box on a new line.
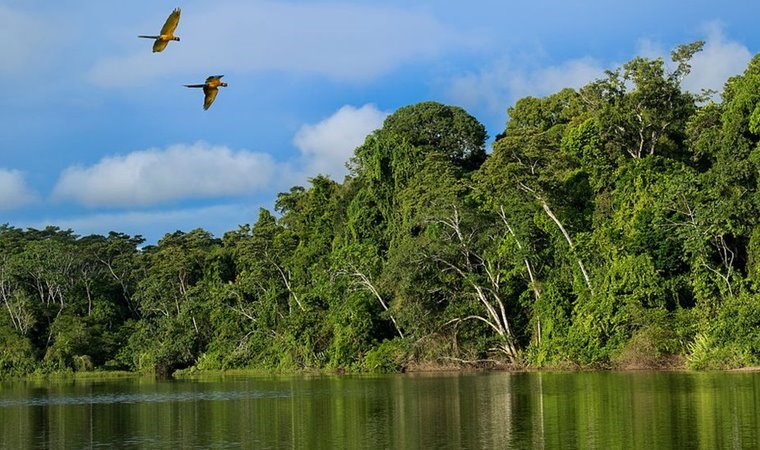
xmin=2 ymin=43 xmax=760 ymax=377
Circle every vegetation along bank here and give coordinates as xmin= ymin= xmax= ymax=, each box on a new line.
xmin=1 ymin=43 xmax=759 ymax=377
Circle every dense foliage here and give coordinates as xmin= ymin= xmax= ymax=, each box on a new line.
xmin=2 ymin=45 xmax=760 ymax=376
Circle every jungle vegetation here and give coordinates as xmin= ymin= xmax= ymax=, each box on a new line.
xmin=2 ymin=44 xmax=759 ymax=376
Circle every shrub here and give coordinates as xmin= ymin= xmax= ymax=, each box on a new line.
xmin=363 ymin=338 xmax=410 ymax=373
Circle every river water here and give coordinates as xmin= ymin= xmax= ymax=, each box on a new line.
xmin=0 ymin=371 xmax=757 ymax=449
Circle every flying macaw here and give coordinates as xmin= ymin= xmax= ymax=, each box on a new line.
xmin=184 ymin=75 xmax=228 ymax=110
xmin=138 ymin=8 xmax=181 ymax=53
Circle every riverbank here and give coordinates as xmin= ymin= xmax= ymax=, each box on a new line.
xmin=3 ymin=358 xmax=760 ymax=383
xmin=729 ymin=366 xmax=760 ymax=372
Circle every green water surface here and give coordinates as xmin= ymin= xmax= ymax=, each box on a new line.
xmin=0 ymin=371 xmax=757 ymax=449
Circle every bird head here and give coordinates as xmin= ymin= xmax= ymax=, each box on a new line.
xmin=221 ymin=82 xmax=228 ymax=87
xmin=174 ymin=37 xmax=181 ymax=42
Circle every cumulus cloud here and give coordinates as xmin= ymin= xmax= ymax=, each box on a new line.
xmin=0 ymin=6 xmax=55 ymax=76
xmin=49 ymin=104 xmax=385 ymax=211
xmin=447 ymin=57 xmax=605 ymax=113
xmin=509 ymin=57 xmax=605 ymax=100
xmin=636 ymin=24 xmax=750 ymax=98
xmin=52 ymin=142 xmax=281 ymax=207
xmin=0 ymin=169 xmax=38 ymax=210
xmin=89 ymin=1 xmax=465 ymax=87
xmin=683 ymin=23 xmax=752 ymax=97
xmin=293 ymin=104 xmax=388 ymax=179
xmin=448 ymin=22 xmax=752 ymax=116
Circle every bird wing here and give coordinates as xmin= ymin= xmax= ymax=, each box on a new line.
xmin=160 ymin=8 xmax=181 ymax=35
xmin=205 ymin=75 xmax=224 ymax=83
xmin=152 ymin=39 xmax=169 ymax=53
xmin=184 ymin=84 xmax=205 ymax=88
xmin=203 ymin=86 xmax=219 ymax=110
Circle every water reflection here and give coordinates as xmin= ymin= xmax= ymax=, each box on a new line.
xmin=0 ymin=371 xmax=757 ymax=449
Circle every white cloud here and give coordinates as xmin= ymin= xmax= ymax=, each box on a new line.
xmin=89 ymin=2 xmax=464 ymax=87
xmin=51 ymin=105 xmax=385 ymax=210
xmin=637 ymin=24 xmax=750 ymax=98
xmin=52 ymin=142 xmax=281 ymax=207
xmin=0 ymin=169 xmax=38 ymax=210
xmin=511 ymin=57 xmax=605 ymax=100
xmin=683 ymin=23 xmax=752 ymax=97
xmin=0 ymin=6 xmax=54 ymax=76
xmin=447 ymin=57 xmax=605 ymax=113
xmin=293 ymin=104 xmax=388 ymax=180
xmin=448 ymin=22 xmax=752 ymax=116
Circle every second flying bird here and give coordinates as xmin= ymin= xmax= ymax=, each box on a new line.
xmin=185 ymin=75 xmax=228 ymax=110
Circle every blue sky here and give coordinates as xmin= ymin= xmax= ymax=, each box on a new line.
xmin=1 ymin=1 xmax=758 ymax=243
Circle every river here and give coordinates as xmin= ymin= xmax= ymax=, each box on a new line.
xmin=0 ymin=371 xmax=757 ymax=449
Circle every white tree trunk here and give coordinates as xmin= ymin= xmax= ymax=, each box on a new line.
xmin=540 ymin=201 xmax=592 ymax=292
xmin=341 ymin=267 xmax=404 ymax=339
xmin=499 ymin=206 xmax=542 ymax=345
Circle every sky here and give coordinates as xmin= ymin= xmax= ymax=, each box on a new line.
xmin=1 ymin=1 xmax=758 ymax=244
